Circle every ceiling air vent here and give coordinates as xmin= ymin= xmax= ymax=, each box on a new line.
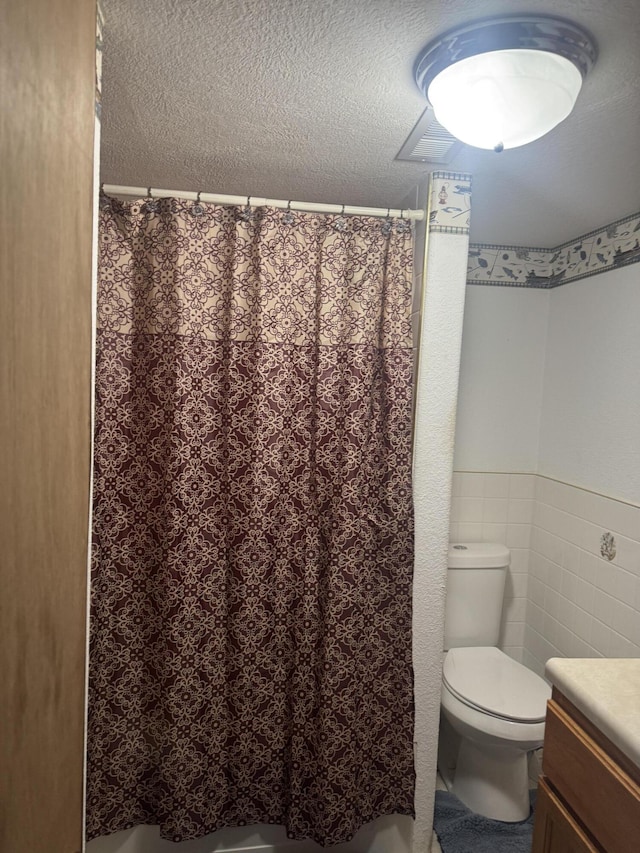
xmin=396 ymin=107 xmax=462 ymax=164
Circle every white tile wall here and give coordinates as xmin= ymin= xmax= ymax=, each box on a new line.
xmin=450 ymin=472 xmax=535 ymax=663
xmin=451 ymin=472 xmax=640 ymax=677
xmin=523 ymin=476 xmax=640 ymax=677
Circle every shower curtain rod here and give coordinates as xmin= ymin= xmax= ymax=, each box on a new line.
xmin=101 ymin=184 xmax=424 ymax=221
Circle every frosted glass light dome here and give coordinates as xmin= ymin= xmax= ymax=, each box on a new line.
xmin=428 ymin=48 xmax=583 ymax=151
xmin=413 ymin=16 xmax=598 ymax=153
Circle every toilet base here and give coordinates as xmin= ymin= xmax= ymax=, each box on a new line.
xmin=452 ymin=738 xmax=531 ymax=822
xmin=437 ymin=711 xmax=460 ymax=790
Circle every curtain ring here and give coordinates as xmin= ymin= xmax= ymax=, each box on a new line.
xmin=283 ymin=199 xmax=295 ymax=224
xmin=240 ymin=196 xmax=253 ymax=222
xmin=192 ymin=190 xmax=204 ymax=216
xmin=334 ymin=204 xmax=347 ymax=231
xmin=396 ymin=207 xmax=410 ymax=233
xmin=143 ymin=187 xmax=159 ymax=213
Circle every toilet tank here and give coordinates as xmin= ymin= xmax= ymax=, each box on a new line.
xmin=444 ymin=543 xmax=510 ymax=650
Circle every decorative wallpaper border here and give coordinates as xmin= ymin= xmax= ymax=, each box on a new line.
xmin=429 ymin=172 xmax=471 ymax=235
xmin=467 ymin=210 xmax=640 ymax=288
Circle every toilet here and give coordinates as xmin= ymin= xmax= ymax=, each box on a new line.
xmin=438 ymin=542 xmax=551 ymax=822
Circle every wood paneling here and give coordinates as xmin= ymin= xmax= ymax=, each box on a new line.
xmin=542 ymin=699 xmax=640 ymax=853
xmin=0 ymin=1 xmax=96 ymax=850
xmin=531 ymin=777 xmax=600 ymax=853
xmin=551 ymin=687 xmax=640 ymax=786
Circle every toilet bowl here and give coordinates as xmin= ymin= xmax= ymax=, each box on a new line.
xmin=441 ymin=645 xmax=551 ymax=821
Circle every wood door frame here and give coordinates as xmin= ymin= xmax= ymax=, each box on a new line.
xmin=0 ymin=1 xmax=97 ymax=850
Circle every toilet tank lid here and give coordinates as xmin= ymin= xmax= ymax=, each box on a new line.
xmin=448 ymin=542 xmax=510 ymax=568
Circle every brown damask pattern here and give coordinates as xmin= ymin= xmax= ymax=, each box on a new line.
xmin=88 ymin=197 xmax=415 ymax=845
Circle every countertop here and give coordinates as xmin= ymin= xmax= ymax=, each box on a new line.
xmin=545 ymin=658 xmax=640 ymax=771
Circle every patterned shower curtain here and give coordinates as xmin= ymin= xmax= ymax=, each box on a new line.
xmin=87 ymin=196 xmax=415 ymax=845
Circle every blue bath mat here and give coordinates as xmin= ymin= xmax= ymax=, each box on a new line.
xmin=434 ymin=790 xmax=536 ymax=853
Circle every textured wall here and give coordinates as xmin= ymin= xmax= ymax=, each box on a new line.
xmin=100 ymin=0 xmax=640 ymax=248
xmin=412 ymin=179 xmax=470 ymax=851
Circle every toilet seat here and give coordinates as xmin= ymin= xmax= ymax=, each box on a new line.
xmin=443 ymin=647 xmax=550 ymax=723
xmin=441 ymin=679 xmax=547 ymax=750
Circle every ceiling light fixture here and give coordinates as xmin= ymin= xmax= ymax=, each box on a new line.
xmin=414 ymin=15 xmax=597 ymax=152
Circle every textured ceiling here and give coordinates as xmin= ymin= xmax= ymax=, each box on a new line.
xmin=100 ymin=0 xmax=640 ymax=246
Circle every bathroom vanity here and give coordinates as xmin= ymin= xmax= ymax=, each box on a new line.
xmin=531 ymin=659 xmax=640 ymax=853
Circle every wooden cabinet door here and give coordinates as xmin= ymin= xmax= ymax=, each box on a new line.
xmin=532 ymin=778 xmax=601 ymax=853
xmin=543 ymin=698 xmax=640 ymax=853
